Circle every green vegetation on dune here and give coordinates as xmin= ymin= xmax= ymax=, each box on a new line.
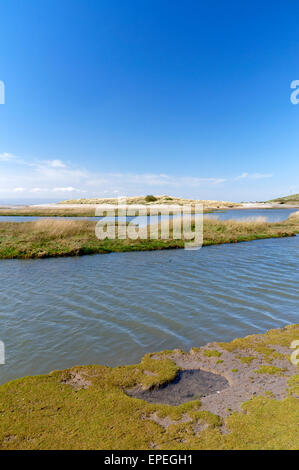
xmin=0 ymin=325 xmax=298 ymax=450
xmin=58 ymin=194 xmax=240 ymax=209
xmin=268 ymin=193 xmax=299 ymax=204
xmin=0 ymin=214 xmax=298 ymax=259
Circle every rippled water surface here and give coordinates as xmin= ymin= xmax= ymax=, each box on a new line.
xmin=206 ymin=208 xmax=298 ymax=222
xmin=0 ymin=207 xmax=298 ymax=223
xmin=0 ymin=236 xmax=299 ymax=384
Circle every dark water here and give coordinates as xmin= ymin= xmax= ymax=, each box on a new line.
xmin=127 ymin=369 xmax=229 ymax=405
xmin=0 ymin=236 xmax=299 ymax=385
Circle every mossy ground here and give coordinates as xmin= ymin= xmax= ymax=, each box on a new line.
xmin=0 ymin=325 xmax=298 ymax=450
xmin=218 ymin=323 xmax=299 ymax=362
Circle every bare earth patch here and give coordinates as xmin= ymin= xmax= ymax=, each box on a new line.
xmin=162 ymin=341 xmax=297 ymax=417
xmin=127 ymin=369 xmax=229 ymax=406
xmin=61 ymin=371 xmax=91 ymax=390
xmin=147 ymin=412 xmax=192 ymax=430
xmin=0 ymin=324 xmax=298 ymax=449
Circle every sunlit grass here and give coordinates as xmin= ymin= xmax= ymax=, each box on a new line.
xmin=0 ymin=213 xmax=298 ymax=259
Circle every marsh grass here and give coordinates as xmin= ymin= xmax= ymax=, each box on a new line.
xmin=23 ymin=218 xmax=91 ymax=237
xmin=0 ymin=207 xmax=98 ymax=217
xmin=0 ymin=213 xmax=298 ymax=259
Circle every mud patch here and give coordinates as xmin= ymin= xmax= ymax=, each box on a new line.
xmin=165 ymin=341 xmax=298 ymax=417
xmin=61 ymin=371 xmax=91 ymax=390
xmin=147 ymin=412 xmax=192 ymax=429
xmin=127 ymin=369 xmax=229 ymax=405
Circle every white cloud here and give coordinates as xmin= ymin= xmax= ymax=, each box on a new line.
xmin=53 ymin=187 xmax=83 ymax=192
xmin=44 ymin=160 xmax=66 ymax=168
xmin=87 ymin=173 xmax=226 ymax=189
xmin=235 ymin=172 xmax=273 ymax=180
xmin=13 ymin=187 xmax=26 ymax=192
xmin=0 ymin=153 xmax=231 ymax=200
xmin=0 ymin=152 xmax=15 ymax=162
xmin=30 ymin=187 xmax=49 ymax=193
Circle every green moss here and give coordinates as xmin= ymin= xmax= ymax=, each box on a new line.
xmin=254 ymin=366 xmax=287 ymax=376
xmin=224 ymin=396 xmax=299 ymax=450
xmin=231 ymin=369 xmax=238 ymax=373
xmin=203 ymin=350 xmax=222 ymax=358
xmin=236 ymin=356 xmax=256 ymax=365
xmin=218 ymin=324 xmax=299 ymax=362
xmin=288 ymin=375 xmax=299 ymax=396
xmin=138 ymin=354 xmax=179 ymax=389
xmin=0 ymin=325 xmax=298 ymax=450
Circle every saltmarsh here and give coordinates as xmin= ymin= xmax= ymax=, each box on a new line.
xmin=0 ymin=212 xmax=298 ymax=259
xmin=0 ymin=324 xmax=298 ymax=450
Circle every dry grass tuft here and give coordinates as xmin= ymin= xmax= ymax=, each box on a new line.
xmin=0 ymin=213 xmax=298 ymax=259
xmin=25 ymin=219 xmax=90 ymax=237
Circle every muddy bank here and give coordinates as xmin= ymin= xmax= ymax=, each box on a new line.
xmin=0 ymin=324 xmax=298 ymax=450
xmin=127 ymin=369 xmax=229 ymax=405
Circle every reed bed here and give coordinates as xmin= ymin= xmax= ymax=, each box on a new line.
xmin=22 ymin=218 xmax=94 ymax=238
xmin=0 ymin=214 xmax=298 ymax=259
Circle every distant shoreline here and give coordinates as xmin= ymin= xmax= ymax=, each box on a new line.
xmin=1 ymin=197 xmax=299 ymax=211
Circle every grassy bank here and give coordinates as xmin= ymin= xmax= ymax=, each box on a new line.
xmin=268 ymin=193 xmax=299 ymax=205
xmin=0 ymin=207 xmax=100 ymax=217
xmin=0 ymin=214 xmax=298 ymax=259
xmin=0 ymin=206 xmax=213 ymax=217
xmin=0 ymin=324 xmax=298 ymax=450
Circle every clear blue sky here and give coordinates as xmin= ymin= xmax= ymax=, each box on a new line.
xmin=0 ymin=0 xmax=299 ymax=202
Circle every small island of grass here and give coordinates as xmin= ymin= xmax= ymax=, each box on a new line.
xmin=0 ymin=212 xmax=298 ymax=259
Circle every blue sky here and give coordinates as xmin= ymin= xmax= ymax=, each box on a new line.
xmin=0 ymin=0 xmax=299 ymax=202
